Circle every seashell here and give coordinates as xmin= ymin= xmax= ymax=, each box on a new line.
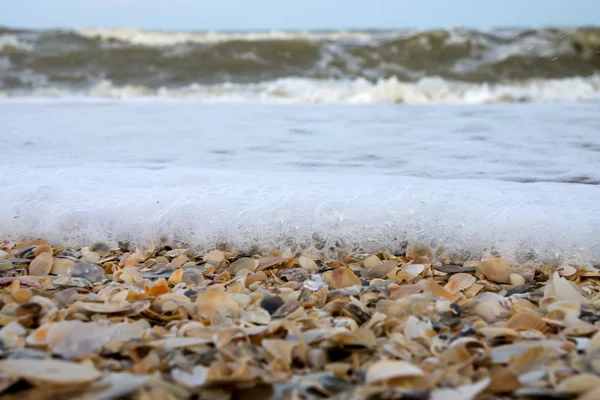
xmin=148 ymin=337 xmax=212 ymax=349
xmin=0 ymin=358 xmax=101 ymax=387
xmin=578 ymin=387 xmax=600 ymax=400
xmin=507 ymin=311 xmax=548 ymax=332
xmin=256 ymin=256 xmax=285 ymax=270
xmin=167 ymin=268 xmax=183 ymax=285
xmin=203 ymin=250 xmax=224 ymax=263
xmin=545 ymin=272 xmax=588 ymax=303
xmin=362 ymin=260 xmax=397 ymax=280
xmin=68 ymin=262 xmax=105 ymax=283
xmin=587 ymin=330 xmax=600 ymax=355
xmin=509 ymin=273 xmax=525 ymax=286
xmin=363 ymin=255 xmax=381 ymax=269
xmin=463 ymin=282 xmax=484 ymax=298
xmin=119 ymin=266 xmax=142 ymax=284
xmin=403 ymin=264 xmax=425 ymax=278
xmin=562 ymin=321 xmax=598 ymax=336
xmin=404 ymin=315 xmax=435 ymax=340
xmin=262 ymin=339 xmax=297 ymax=366
xmin=493 ymin=340 xmax=565 ymax=364
xmin=50 ymin=258 xmax=74 ymax=276
xmin=196 ymin=286 xmax=240 ymax=321
xmin=230 ymin=293 xmax=251 ymax=309
xmin=299 ymin=256 xmax=319 ymax=271
xmin=12 ymin=288 xmax=32 ymax=304
xmin=92 ymin=373 xmax=150 ymax=399
xmin=365 ymin=360 xmax=424 ymax=384
xmin=172 ymin=254 xmax=189 ymax=266
xmin=471 ymin=292 xmax=512 ymax=321
xmin=423 ymin=279 xmax=455 ymax=300
xmin=77 ymin=301 xmax=136 ymax=314
xmin=83 ymin=251 xmax=101 ymax=263
xmin=479 ymin=257 xmax=512 ymax=283
xmin=547 ymin=300 xmax=581 ymax=322
xmin=144 ymin=278 xmax=169 ymax=297
xmin=559 ymin=265 xmax=578 ymax=277
xmin=406 ymin=243 xmax=432 ymax=260
xmin=243 ymin=306 xmax=271 ymax=324
xmin=430 ymin=378 xmax=490 ymax=400
xmin=448 ymin=272 xmax=476 ymax=291
xmin=556 ymin=374 xmax=600 ymax=394
xmin=228 ymin=257 xmax=259 ymax=275
xmin=479 ymin=327 xmax=518 ymax=340
xmin=29 ymin=252 xmax=53 ymax=276
xmin=47 ymin=320 xmax=115 ymax=359
xmin=25 ymin=323 xmax=50 ymax=346
xmin=330 ymin=267 xmax=361 ymax=289
xmin=439 ymin=337 xmax=490 ymax=364
xmin=182 ymin=268 xmax=204 ymax=285
xmin=172 ymin=366 xmax=208 ymax=389
xmin=33 ymin=245 xmax=53 ymax=257
xmin=90 ymin=242 xmax=111 ymax=257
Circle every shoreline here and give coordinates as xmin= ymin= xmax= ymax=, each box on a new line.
xmin=1 ymin=238 xmax=599 ymax=398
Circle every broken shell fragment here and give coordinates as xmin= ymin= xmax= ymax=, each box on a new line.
xmin=228 ymin=257 xmax=259 ymax=275
xmin=0 ymin=358 xmax=101 ymax=386
xmin=365 ymin=360 xmax=424 ymax=384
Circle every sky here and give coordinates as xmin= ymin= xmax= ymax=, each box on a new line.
xmin=2 ymin=0 xmax=599 ymax=31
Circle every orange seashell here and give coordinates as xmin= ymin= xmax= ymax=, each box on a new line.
xmin=168 ymin=268 xmax=183 ymax=285
xmin=507 ymin=311 xmax=548 ymax=332
xmin=245 ymin=272 xmax=268 ymax=288
xmin=126 ymin=290 xmax=146 ymax=301
xmin=34 ymin=245 xmax=53 ymax=257
xmin=330 ymin=267 xmax=361 ymax=289
xmin=443 ymin=279 xmax=462 ymax=295
xmin=145 ymin=279 xmax=170 ymax=297
xmin=448 ymin=273 xmax=476 ymax=291
xmin=479 ymin=257 xmax=512 ymax=283
xmin=487 ymin=365 xmax=520 ymax=393
xmin=12 ymin=288 xmax=32 ymax=304
xmin=29 ymin=252 xmax=53 ymax=276
xmin=424 ymin=279 xmax=455 ymax=300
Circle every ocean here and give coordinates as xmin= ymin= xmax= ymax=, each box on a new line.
xmin=1 ymin=27 xmax=599 ymax=264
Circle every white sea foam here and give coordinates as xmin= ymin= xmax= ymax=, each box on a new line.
xmin=0 ymin=165 xmax=598 ymax=265
xmin=74 ymin=27 xmax=387 ymax=46
xmin=0 ymin=35 xmax=33 ymax=52
xmin=3 ymin=75 xmax=600 ymax=104
xmin=0 ymin=101 xmax=598 ymax=264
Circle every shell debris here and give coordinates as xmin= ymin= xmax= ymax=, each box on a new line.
xmin=0 ymin=239 xmax=598 ymax=398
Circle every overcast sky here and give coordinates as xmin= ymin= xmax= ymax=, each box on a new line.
xmin=2 ymin=0 xmax=599 ymax=30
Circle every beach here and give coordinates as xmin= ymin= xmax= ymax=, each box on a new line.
xmin=1 ymin=26 xmax=600 ymax=398
xmin=1 ymin=239 xmax=600 ymax=399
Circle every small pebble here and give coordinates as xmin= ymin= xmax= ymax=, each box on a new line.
xmin=260 ymin=296 xmax=285 ymax=315
xmin=68 ymin=262 xmax=105 ymax=283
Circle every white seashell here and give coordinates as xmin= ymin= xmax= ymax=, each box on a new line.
xmin=403 ymin=264 xmax=425 ymax=278
xmin=363 ymin=255 xmax=381 ymax=269
xmin=172 ymin=366 xmax=208 ymax=389
xmin=299 ymin=256 xmax=319 ymax=271
xmin=430 ymin=378 xmax=490 ymax=400
xmin=365 ymin=360 xmax=424 ymax=384
xmin=0 ymin=358 xmax=101 ymax=387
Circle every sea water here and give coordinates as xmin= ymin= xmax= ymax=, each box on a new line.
xmin=1 ymin=100 xmax=599 ymax=264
